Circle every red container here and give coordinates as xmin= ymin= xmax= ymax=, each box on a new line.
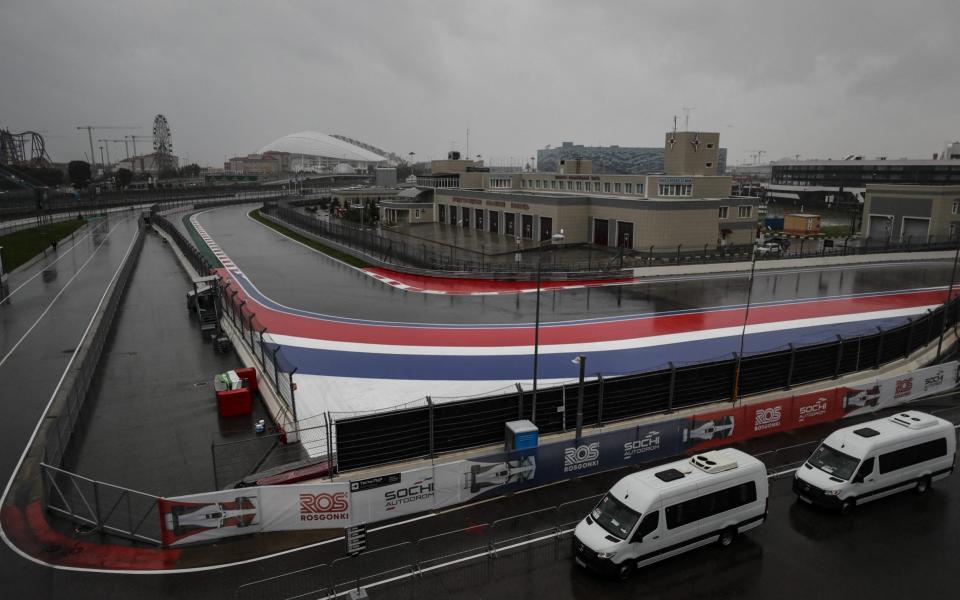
xmin=216 ymin=388 xmax=252 ymax=417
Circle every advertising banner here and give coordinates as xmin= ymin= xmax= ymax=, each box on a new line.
xmin=349 ymin=467 xmax=435 ymax=525
xmin=790 ymin=389 xmax=841 ymax=428
xmin=875 ymin=362 xmax=958 ymax=410
xmin=260 ymin=483 xmax=351 ymax=532
xmin=684 ymin=406 xmax=744 ymax=452
xmin=433 ymin=451 xmax=537 ymax=509
xmin=158 ymin=488 xmax=262 ymax=547
xmin=838 ymin=378 xmax=882 ymax=418
xmin=742 ymin=397 xmax=795 ymax=440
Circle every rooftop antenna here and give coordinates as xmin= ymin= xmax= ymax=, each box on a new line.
xmin=682 ymin=107 xmax=695 ymax=131
xmin=465 ymin=128 xmax=469 ymax=161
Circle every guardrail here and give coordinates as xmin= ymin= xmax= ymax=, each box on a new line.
xmin=263 ymin=200 xmax=960 ymax=275
xmin=332 ymin=296 xmax=960 ymax=471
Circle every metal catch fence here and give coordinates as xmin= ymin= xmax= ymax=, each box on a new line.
xmin=235 ymin=494 xmax=601 ymax=600
xmin=40 ymin=463 xmax=163 ymax=545
xmin=333 ymin=296 xmax=960 ymax=471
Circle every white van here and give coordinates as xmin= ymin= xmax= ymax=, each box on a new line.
xmin=794 ymin=410 xmax=956 ymax=514
xmin=573 ymin=448 xmax=768 ymax=579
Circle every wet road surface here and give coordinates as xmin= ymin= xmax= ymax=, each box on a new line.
xmin=196 ymin=204 xmax=954 ymax=325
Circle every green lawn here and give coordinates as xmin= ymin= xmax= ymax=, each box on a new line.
xmin=248 ymin=209 xmax=370 ymax=268
xmin=1 ymin=218 xmax=86 ymax=273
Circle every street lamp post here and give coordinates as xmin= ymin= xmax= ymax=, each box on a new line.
xmin=936 ymin=241 xmax=960 ymax=360
xmin=531 ymin=260 xmax=542 ymax=422
xmin=572 ymin=355 xmax=586 ymax=439
xmin=732 ymin=234 xmax=760 ymax=403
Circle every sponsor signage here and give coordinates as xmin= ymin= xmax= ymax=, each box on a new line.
xmin=510 ymin=202 xmax=529 ymax=210
xmin=745 ymin=399 xmax=793 ymax=438
xmin=658 ymin=176 xmax=693 ymax=185
xmin=452 ymin=196 xmax=482 ymax=205
xmin=555 ymin=175 xmax=600 ymax=181
xmin=298 ymin=492 xmax=349 ymax=522
xmin=350 ymin=473 xmax=401 ymax=493
xmin=791 ymin=389 xmax=838 ymax=426
xmin=259 ymin=483 xmax=351 ymax=532
xmin=349 ymin=466 xmax=437 ymax=525
xmin=485 ymin=200 xmax=506 ymax=207
xmin=564 ymin=442 xmax=600 ymax=473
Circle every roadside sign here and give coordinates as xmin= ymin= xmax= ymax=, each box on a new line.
xmin=345 ymin=523 xmax=367 ymax=555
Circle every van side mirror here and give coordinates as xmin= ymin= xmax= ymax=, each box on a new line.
xmin=852 ymin=473 xmax=865 ymax=484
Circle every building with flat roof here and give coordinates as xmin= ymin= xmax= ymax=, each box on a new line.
xmin=380 ymin=131 xmax=758 ymax=249
xmin=537 ymin=138 xmax=728 ymax=175
xmin=769 ymin=143 xmax=960 ymax=209
xmin=862 ymin=184 xmax=960 ymax=243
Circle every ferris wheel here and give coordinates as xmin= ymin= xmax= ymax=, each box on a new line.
xmin=152 ymin=114 xmax=173 ymax=157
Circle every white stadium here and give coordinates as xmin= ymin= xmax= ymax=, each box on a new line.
xmin=258 ymin=131 xmax=389 ymax=174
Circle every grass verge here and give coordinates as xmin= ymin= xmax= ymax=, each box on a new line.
xmin=1 ymin=218 xmax=86 ymax=272
xmin=249 ymin=209 xmax=371 ymax=268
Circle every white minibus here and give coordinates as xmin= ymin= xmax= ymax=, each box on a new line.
xmin=573 ymin=448 xmax=768 ymax=579
xmin=794 ymin=410 xmax=956 ymax=513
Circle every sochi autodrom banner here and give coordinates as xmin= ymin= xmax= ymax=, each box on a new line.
xmin=348 ymin=467 xmax=435 ymax=525
xmin=840 ymin=361 xmax=959 ymax=418
xmin=259 ymin=482 xmax=351 ymax=532
xmin=428 ymin=420 xmax=689 ymax=510
xmin=158 ymin=488 xmax=263 ymax=547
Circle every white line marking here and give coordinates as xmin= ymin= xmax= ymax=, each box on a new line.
xmin=0 ymin=217 xmax=143 ymax=571
xmin=0 ymin=218 xmax=109 ymax=304
xmin=0 ymin=220 xmax=124 ymax=369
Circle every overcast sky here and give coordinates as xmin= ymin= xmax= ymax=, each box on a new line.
xmin=2 ymin=0 xmax=958 ymax=168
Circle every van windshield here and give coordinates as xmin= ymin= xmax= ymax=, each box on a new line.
xmin=808 ymin=443 xmax=860 ymax=480
xmin=591 ymin=493 xmax=641 ymax=540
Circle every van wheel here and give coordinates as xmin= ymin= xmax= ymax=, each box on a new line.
xmin=718 ymin=527 xmax=737 ymax=547
xmin=916 ymin=475 xmax=931 ymax=494
xmin=840 ymin=499 xmax=855 ymax=515
xmin=617 ymin=561 xmax=637 ymax=580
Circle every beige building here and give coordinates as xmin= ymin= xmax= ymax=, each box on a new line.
xmin=380 ymin=131 xmax=759 ymax=248
xmin=862 ymin=184 xmax=960 ymax=242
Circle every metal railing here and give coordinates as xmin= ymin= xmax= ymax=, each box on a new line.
xmin=43 ymin=214 xmax=146 ymax=468
xmin=40 ymin=463 xmax=162 ymax=545
xmin=264 ymin=201 xmax=960 ymax=275
xmin=333 ymin=296 xmax=960 ymax=471
xmin=235 ymin=494 xmax=602 ymax=600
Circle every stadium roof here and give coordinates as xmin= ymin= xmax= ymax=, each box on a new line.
xmin=258 ymin=131 xmax=386 ymax=163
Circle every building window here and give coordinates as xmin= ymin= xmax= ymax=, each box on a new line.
xmin=719 ymin=206 xmax=729 ymax=219
xmin=706 ymin=143 xmax=714 ymax=149
xmin=738 ymin=205 xmax=753 ymax=218
xmin=576 ymin=181 xmax=582 ymax=191
xmin=566 ymin=181 xmax=573 ymax=191
xmin=625 ymin=183 xmax=633 ymax=193
xmin=593 ymin=182 xmax=601 ymax=192
xmin=658 ymin=184 xmax=692 ymax=197
xmin=414 ymin=209 xmax=422 ymax=219
xmin=604 ymin=182 xmax=611 ymax=193
xmin=614 ymin=182 xmax=622 ymax=193
xmin=637 ymin=183 xmax=644 ymax=194
xmin=953 ymin=200 xmax=959 ymax=215
xmin=705 ymin=162 xmax=713 ymax=168
xmin=551 ymin=180 xmax=557 ymax=189
xmin=951 ymin=223 xmax=957 ymax=239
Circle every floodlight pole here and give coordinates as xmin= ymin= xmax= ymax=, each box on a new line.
xmin=732 ymin=235 xmax=759 ymax=404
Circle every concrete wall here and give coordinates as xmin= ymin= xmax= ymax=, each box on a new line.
xmin=863 ymin=184 xmax=960 ymax=241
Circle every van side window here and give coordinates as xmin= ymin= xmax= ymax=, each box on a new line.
xmin=879 ymin=438 xmax=948 ymax=474
xmin=633 ymin=511 xmax=660 ymax=542
xmin=665 ymin=482 xmax=757 ymax=529
xmin=854 ymin=457 xmax=875 ymax=481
